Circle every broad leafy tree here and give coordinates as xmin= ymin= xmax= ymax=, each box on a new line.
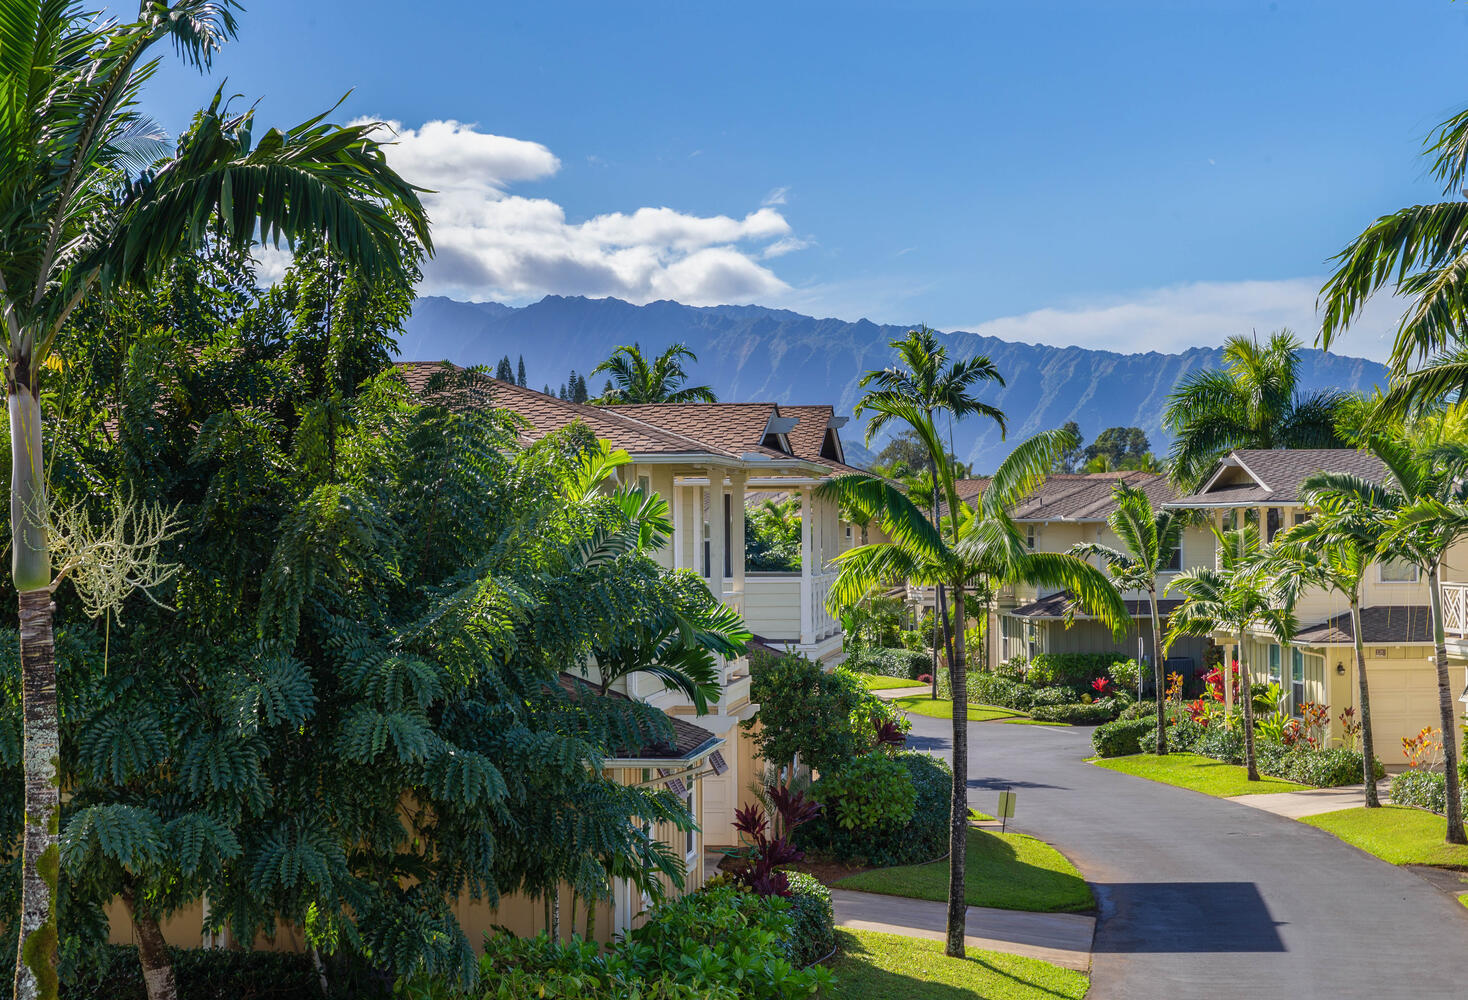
xmin=819 ymin=422 xmax=1126 ymax=958
xmin=0 ymin=4 xmax=429 ymax=995
xmin=1072 ymin=482 xmax=1190 ymax=754
xmin=591 ymin=343 xmax=716 ymax=404
xmin=1162 ymin=331 xmax=1348 ymax=489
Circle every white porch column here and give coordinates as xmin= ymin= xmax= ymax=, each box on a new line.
xmin=800 ymin=486 xmax=815 ymax=645
xmin=680 ymin=483 xmax=699 ymax=573
xmin=730 ymin=471 xmax=747 ymax=596
xmin=708 ymin=469 xmax=727 ymax=595
xmin=671 ymin=483 xmax=684 ymax=571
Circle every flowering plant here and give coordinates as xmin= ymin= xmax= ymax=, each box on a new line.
xmin=1402 ymin=727 xmax=1443 ymax=771
xmin=1339 ymin=707 xmax=1361 ymax=751
xmin=1091 ymin=677 xmax=1111 ymax=696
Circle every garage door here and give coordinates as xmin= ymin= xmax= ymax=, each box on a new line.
xmin=1370 ymin=663 xmax=1442 ymax=766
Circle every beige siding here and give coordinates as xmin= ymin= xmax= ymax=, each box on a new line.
xmin=743 ymin=574 xmax=801 ymax=641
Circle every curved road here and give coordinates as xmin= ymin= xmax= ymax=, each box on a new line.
xmin=903 ymin=712 xmax=1468 ymax=999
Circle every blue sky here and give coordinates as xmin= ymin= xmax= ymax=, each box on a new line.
xmin=143 ymin=0 xmax=1468 ymax=360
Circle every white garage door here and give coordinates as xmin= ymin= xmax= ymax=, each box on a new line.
xmin=1370 ymin=663 xmax=1442 ymax=766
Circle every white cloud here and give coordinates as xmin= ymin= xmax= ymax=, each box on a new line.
xmin=954 ymin=278 xmax=1407 ymax=363
xmin=360 ymin=119 xmax=802 ymax=305
xmin=762 ymin=236 xmax=814 ymax=259
xmin=762 ymin=186 xmax=789 ymax=207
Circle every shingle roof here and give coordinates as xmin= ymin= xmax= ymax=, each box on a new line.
xmin=396 ymin=362 xmax=814 ymax=468
xmin=946 ymin=472 xmax=1173 ymax=522
xmin=614 ymin=403 xmax=789 ymax=460
xmin=1169 ymin=449 xmax=1388 ymax=507
xmin=778 ymin=404 xmax=867 ymax=476
xmin=558 ymin=673 xmax=723 ymax=761
xmin=1292 ymin=605 xmax=1433 ymax=646
xmin=1009 ymin=591 xmax=1183 ymax=621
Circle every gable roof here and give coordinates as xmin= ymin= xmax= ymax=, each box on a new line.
xmin=778 ymin=404 xmax=866 ymax=476
xmin=558 ymin=673 xmax=723 ymax=763
xmin=395 ymin=363 xmax=820 ymax=470
xmin=946 ymin=472 xmax=1173 ymax=522
xmin=1169 ymin=449 xmax=1388 ymax=508
xmin=612 ymin=403 xmax=796 ymax=462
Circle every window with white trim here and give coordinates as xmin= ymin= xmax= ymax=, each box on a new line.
xmin=1290 ymin=648 xmax=1305 ymax=716
xmin=1379 ymin=558 xmax=1420 ymax=583
xmin=1025 ymin=525 xmax=1036 ymax=550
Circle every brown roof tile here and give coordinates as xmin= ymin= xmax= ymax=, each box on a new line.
xmin=1170 ymin=449 xmax=1389 ymax=507
xmin=1293 ymin=605 xmax=1433 ymax=645
xmin=1010 ymin=591 xmax=1183 ymax=620
xmin=558 ymin=673 xmax=723 ymax=761
xmin=945 ymin=472 xmax=1173 ymax=522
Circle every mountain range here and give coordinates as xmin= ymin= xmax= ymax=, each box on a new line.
xmin=398 ymin=295 xmax=1387 ymax=473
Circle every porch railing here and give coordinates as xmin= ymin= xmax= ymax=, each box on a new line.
xmin=1444 ymin=582 xmax=1468 ymax=638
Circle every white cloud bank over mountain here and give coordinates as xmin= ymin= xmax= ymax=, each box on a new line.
xmin=952 ymin=278 xmax=1406 ymax=363
xmin=358 ymin=119 xmax=796 ymax=306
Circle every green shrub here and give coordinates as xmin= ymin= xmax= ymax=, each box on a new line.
xmin=798 ymin=752 xmax=948 ymax=867
xmin=1139 ymin=717 xmax=1204 ymax=753
xmin=1391 ymin=771 xmax=1448 ymax=814
xmin=1276 ymin=746 xmax=1382 ymax=787
xmin=782 ymin=873 xmax=835 ymax=967
xmin=1029 ymin=685 xmax=1080 ymax=707
xmin=747 ymin=651 xmax=868 ymax=775
xmin=1119 ymin=699 xmax=1157 ymax=721
xmin=619 ymin=886 xmax=833 ymax=998
xmin=969 ymin=673 xmax=1033 ymax=710
xmin=1091 ymin=718 xmax=1155 ymax=757
xmin=846 ymin=646 xmax=931 ymax=680
xmin=56 ymin=946 xmax=355 ymax=1000
xmin=1194 ymin=723 xmax=1245 ymax=763
xmin=475 ymin=934 xmax=732 ymax=999
xmin=1108 ymin=658 xmax=1142 ymax=693
xmin=1027 ymin=652 xmax=1128 ymax=687
xmin=812 ymin=751 xmax=916 ymax=832
xmin=1029 ymin=701 xmax=1120 ymax=725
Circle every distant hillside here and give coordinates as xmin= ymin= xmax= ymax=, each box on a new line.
xmin=398 ymin=295 xmax=1387 ymax=472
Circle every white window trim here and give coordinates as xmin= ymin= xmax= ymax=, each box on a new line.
xmin=1376 ymin=558 xmax=1420 ymax=584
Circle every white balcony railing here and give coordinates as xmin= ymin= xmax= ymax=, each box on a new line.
xmin=1445 ymin=582 xmax=1468 ymax=638
xmin=742 ymin=571 xmax=841 ymax=648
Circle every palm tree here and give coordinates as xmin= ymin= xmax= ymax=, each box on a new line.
xmin=1071 ymin=482 xmax=1191 ymax=754
xmin=856 ymin=326 xmax=1005 ymax=697
xmin=1162 ymin=331 xmax=1348 ymax=489
xmin=1273 ymin=491 xmax=1388 ymax=807
xmin=1312 ymin=434 xmax=1468 ymax=839
xmin=819 ymin=421 xmax=1126 ymax=958
xmin=1167 ymin=525 xmax=1289 ymax=780
xmin=0 ymin=6 xmax=429 ymax=995
xmin=1319 ymin=103 xmax=1468 ymax=416
xmin=591 ymin=342 xmax=717 ymax=403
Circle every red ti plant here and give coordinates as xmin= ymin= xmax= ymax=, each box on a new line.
xmin=1091 ymin=677 xmax=1111 ymax=696
xmin=872 ymin=714 xmax=907 ymax=752
xmin=1185 ymin=697 xmax=1210 ymax=727
xmin=731 ymin=785 xmax=823 ymax=897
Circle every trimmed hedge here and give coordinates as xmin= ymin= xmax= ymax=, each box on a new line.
xmin=847 ymin=646 xmax=931 ymax=680
xmin=1091 ymin=718 xmax=1155 ymax=758
xmin=968 ymin=673 xmax=1033 ymax=710
xmin=784 ymin=873 xmax=835 ymax=967
xmin=1391 ymin=771 xmax=1447 ymax=815
xmin=1138 ymin=722 xmax=1384 ymax=787
xmin=1029 ymin=701 xmax=1120 ymax=725
xmin=1119 ymin=699 xmax=1158 ymax=721
xmin=1029 ymin=685 xmax=1081 ymax=707
xmin=1027 ymin=652 xmax=1128 ymax=687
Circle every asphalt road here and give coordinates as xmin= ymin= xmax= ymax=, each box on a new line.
xmin=902 ymin=712 xmax=1468 ymax=1000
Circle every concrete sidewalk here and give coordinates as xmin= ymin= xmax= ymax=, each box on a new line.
xmin=1225 ymin=782 xmax=1391 ymax=819
xmin=871 ymin=684 xmax=930 ymax=700
xmin=829 ymin=888 xmax=1095 ymax=971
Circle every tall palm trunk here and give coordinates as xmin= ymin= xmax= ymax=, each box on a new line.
xmin=123 ymin=891 xmax=178 ymax=1000
xmin=945 ymin=584 xmax=968 ymax=958
xmin=1236 ymin=628 xmax=1258 ymax=781
xmin=930 ymin=458 xmax=942 ymax=700
xmin=1349 ymin=597 xmax=1380 ymax=808
xmin=1148 ymin=589 xmax=1165 ymax=755
xmin=1427 ymin=564 xmax=1465 ymax=842
xmin=9 ymin=382 xmax=59 ymax=1000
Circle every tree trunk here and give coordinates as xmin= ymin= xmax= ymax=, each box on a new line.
xmin=10 ymin=385 xmax=58 ymax=1000
xmin=1350 ymin=598 xmax=1380 ymax=808
xmin=936 ymin=583 xmax=956 ymax=698
xmin=930 ymin=457 xmax=942 ymax=701
xmin=1237 ymin=629 xmax=1258 ymax=781
xmin=1149 ymin=589 xmax=1166 ymax=755
xmin=1428 ymin=565 xmax=1466 ymax=842
xmin=945 ymin=585 xmax=968 ymax=959
xmin=123 ymin=891 xmax=178 ymax=1000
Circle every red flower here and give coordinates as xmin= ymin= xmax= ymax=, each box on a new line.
xmin=1091 ymin=677 xmax=1111 ymax=694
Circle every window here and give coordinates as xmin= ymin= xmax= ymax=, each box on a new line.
xmin=1025 ymin=525 xmax=1036 ymax=550
xmin=637 ymin=474 xmax=652 ymax=495
xmin=1162 ymin=540 xmax=1182 ymax=572
xmin=1266 ymin=507 xmax=1282 ymax=542
xmin=686 ymin=787 xmax=697 ymax=858
xmin=1290 ymin=648 xmax=1305 ymax=716
xmin=723 ymin=493 xmax=732 ymax=578
xmin=1268 ymin=644 xmax=1282 ymax=687
xmin=1379 ymin=558 xmax=1419 ymax=583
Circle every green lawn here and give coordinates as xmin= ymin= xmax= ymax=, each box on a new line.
xmin=893 ymin=696 xmax=1023 ymax=722
xmin=855 ymin=672 xmax=927 ymax=691
xmin=1459 ymin=893 xmax=1468 ymax=910
xmin=1091 ymin=753 xmax=1309 ymax=797
xmin=1302 ymin=806 xmax=1468 ymax=867
xmin=827 ymin=928 xmax=1090 ymax=1000
xmin=835 ymin=828 xmax=1094 ymax=913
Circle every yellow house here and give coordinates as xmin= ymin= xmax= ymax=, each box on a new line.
xmin=1165 ymin=448 xmax=1468 ymax=765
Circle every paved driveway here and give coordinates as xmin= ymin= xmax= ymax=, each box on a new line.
xmin=902 ymin=713 xmax=1468 ymax=1000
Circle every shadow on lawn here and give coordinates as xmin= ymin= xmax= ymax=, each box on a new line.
xmin=1091 ymin=881 xmax=1285 ymax=952
xmin=830 ymin=930 xmax=1084 ymax=1000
